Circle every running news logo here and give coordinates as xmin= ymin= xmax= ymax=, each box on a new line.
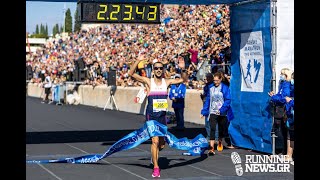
xmin=231 ymin=152 xmax=291 ymax=176
xmin=231 ymin=152 xmax=243 ymax=176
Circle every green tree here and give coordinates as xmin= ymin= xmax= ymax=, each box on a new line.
xmin=45 ymin=24 xmax=48 ymax=36
xmin=30 ymin=34 xmax=48 ymax=38
xmin=60 ymin=25 xmax=63 ymax=33
xmin=65 ymin=8 xmax=73 ymax=33
xmin=74 ymin=8 xmax=81 ymax=33
xmin=35 ymin=24 xmax=39 ymax=34
xmin=40 ymin=23 xmax=45 ymax=35
xmin=53 ymin=23 xmax=60 ymax=36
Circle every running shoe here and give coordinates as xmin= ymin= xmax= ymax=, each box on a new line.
xmin=217 ymin=140 xmax=223 ymax=152
xmin=207 ymin=148 xmax=215 ymax=156
xmin=152 ymin=167 xmax=160 ymax=177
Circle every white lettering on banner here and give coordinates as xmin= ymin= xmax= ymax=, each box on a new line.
xmin=199 ymin=138 xmax=207 ymax=143
xmin=192 ymin=141 xmax=200 ymax=146
xmin=240 ymin=31 xmax=264 ymax=92
xmin=175 ymin=141 xmax=192 ymax=147
xmin=79 ymin=156 xmax=99 ymax=163
xmin=147 ymin=124 xmax=161 ymax=134
xmin=66 ymin=158 xmax=75 ymax=163
xmin=193 ymin=147 xmax=201 ymax=153
xmin=136 ymin=130 xmax=148 ymax=141
xmin=107 ymin=127 xmax=154 ymax=156
xmin=166 ymin=134 xmax=174 ymax=146
xmin=27 ymin=160 xmax=41 ymax=163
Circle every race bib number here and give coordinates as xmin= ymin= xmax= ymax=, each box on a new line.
xmin=153 ymin=99 xmax=168 ymax=112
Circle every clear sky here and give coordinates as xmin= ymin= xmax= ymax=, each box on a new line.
xmin=26 ymin=1 xmax=77 ymax=35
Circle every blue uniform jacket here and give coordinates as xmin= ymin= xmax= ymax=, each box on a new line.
xmin=290 ymin=84 xmax=294 ymax=97
xmin=285 ymin=99 xmax=294 ymax=126
xmin=271 ymin=81 xmax=291 ymax=106
xmin=169 ymin=83 xmax=186 ymax=109
xmin=201 ymin=83 xmax=234 ymax=122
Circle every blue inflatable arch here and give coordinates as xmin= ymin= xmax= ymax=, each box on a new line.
xmin=26 ymin=0 xmax=278 ymax=154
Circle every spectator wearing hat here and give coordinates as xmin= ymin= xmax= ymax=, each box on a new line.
xmin=169 ymin=72 xmax=187 ymax=130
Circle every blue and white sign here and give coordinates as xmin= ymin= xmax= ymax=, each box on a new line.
xmin=240 ymin=31 xmax=264 ymax=92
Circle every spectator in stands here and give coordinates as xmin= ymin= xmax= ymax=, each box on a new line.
xmin=26 ymin=4 xmax=232 ymax=91
xmin=188 ymin=44 xmax=199 ymax=66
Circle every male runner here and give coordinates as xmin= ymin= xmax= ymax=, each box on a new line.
xmin=128 ymin=55 xmax=188 ymax=178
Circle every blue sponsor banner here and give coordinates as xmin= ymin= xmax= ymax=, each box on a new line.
xmin=27 ymin=120 xmax=208 ymax=164
xmin=228 ymin=0 xmax=272 ymax=154
xmin=53 ymin=85 xmax=60 ymax=102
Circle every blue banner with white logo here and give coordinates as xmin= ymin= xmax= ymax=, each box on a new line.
xmin=228 ymin=0 xmax=273 ymax=154
xmin=53 ymin=85 xmax=60 ymax=102
xmin=26 ymin=120 xmax=208 ymax=164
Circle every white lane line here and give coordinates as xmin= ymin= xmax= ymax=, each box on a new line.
xmin=55 ymin=121 xmax=86 ymax=131
xmin=134 ymin=147 xmax=223 ymax=176
xmin=65 ymin=143 xmax=148 ymax=180
xmin=37 ymin=164 xmax=63 ymax=180
xmin=26 ymin=125 xmax=38 ymax=131
xmin=27 ymin=125 xmax=64 ymax=180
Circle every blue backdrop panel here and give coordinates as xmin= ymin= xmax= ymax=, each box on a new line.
xmin=228 ymin=0 xmax=272 ymax=154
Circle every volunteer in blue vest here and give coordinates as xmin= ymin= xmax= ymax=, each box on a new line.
xmin=128 ymin=54 xmax=188 ymax=178
xmin=169 ymin=72 xmax=187 ymax=131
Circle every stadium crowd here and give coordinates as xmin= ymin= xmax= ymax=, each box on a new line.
xmin=26 ymin=4 xmax=231 ymax=89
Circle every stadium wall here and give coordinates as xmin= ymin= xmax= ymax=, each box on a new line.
xmin=27 ymin=83 xmax=205 ymax=125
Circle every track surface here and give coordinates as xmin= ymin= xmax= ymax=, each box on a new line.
xmin=26 ymin=97 xmax=294 ymax=180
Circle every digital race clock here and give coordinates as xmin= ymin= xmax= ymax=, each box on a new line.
xmin=77 ymin=1 xmax=161 ymax=24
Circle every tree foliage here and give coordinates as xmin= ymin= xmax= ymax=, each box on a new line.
xmin=74 ymin=8 xmax=81 ymax=33
xmin=65 ymin=8 xmax=73 ymax=33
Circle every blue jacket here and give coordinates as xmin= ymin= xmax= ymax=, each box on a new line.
xmin=285 ymin=99 xmax=294 ymax=126
xmin=169 ymin=83 xmax=186 ymax=109
xmin=290 ymin=84 xmax=294 ymax=97
xmin=271 ymin=81 xmax=291 ymax=106
xmin=201 ymin=83 xmax=234 ymax=122
xmin=202 ymin=82 xmax=214 ymax=118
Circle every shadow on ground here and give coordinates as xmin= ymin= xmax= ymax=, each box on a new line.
xmin=26 ymin=128 xmax=207 ymax=144
xmin=121 ymin=155 xmax=208 ymax=170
